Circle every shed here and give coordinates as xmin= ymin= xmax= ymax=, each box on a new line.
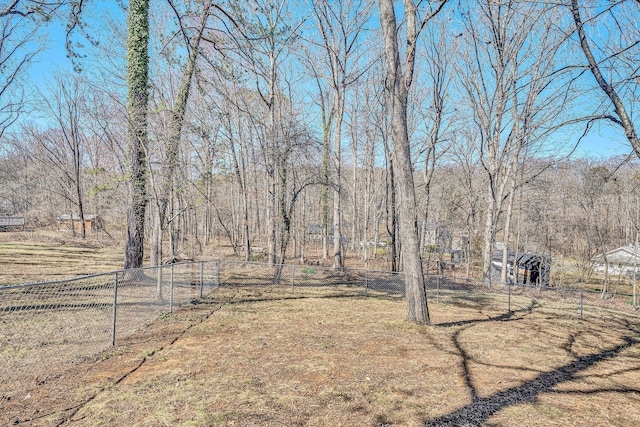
xmin=516 ymin=253 xmax=551 ymax=286
xmin=491 ymin=249 xmax=551 ymax=286
xmin=0 ymin=215 xmax=25 ymax=231
xmin=58 ymin=214 xmax=104 ymax=233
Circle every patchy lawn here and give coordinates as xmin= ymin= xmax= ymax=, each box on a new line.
xmin=0 ymin=232 xmax=123 ymax=285
xmin=4 ymin=286 xmax=640 ymax=426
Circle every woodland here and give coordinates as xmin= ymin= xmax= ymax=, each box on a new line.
xmin=1 ymin=0 xmax=639 ymax=323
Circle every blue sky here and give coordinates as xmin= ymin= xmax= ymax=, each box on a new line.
xmin=21 ymin=3 xmax=633 ymax=161
xmin=576 ymin=127 xmax=632 ymax=159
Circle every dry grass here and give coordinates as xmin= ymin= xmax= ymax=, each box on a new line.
xmin=4 ymin=286 xmax=640 ymax=427
xmin=0 ymin=231 xmax=123 ymax=285
xmin=2 ymin=234 xmax=640 ymax=426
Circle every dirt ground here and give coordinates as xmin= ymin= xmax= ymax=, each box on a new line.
xmin=3 ymin=286 xmax=640 ymax=427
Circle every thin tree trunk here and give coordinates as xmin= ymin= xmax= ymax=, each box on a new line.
xmin=332 ymin=91 xmax=344 ymax=270
xmin=152 ymin=1 xmax=212 ymax=266
xmin=500 ymin=177 xmax=517 ymax=284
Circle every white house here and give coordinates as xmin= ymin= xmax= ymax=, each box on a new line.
xmin=592 ymin=245 xmax=640 ymax=276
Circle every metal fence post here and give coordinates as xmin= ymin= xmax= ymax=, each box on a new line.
xmin=170 ymin=264 xmax=174 ymax=313
xmin=111 ymin=272 xmax=118 ymax=346
xmin=580 ymin=289 xmax=584 ymax=320
xmin=216 ymin=259 xmax=221 ymax=288
xmin=365 ymin=270 xmax=369 ymax=294
xmin=291 ymin=265 xmax=295 ymax=293
xmin=199 ymin=261 xmax=204 ymax=298
xmin=436 ymin=276 xmax=440 ymax=304
xmin=157 ymin=265 xmax=163 ymax=300
xmin=508 ymin=281 xmax=511 ymax=312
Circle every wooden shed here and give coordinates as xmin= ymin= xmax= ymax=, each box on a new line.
xmin=0 ymin=216 xmax=25 ymax=231
xmin=58 ymin=214 xmax=104 ymax=233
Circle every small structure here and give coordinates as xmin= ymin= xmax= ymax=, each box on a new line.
xmin=58 ymin=214 xmax=104 ymax=233
xmin=515 ymin=253 xmax=551 ymax=286
xmin=450 ymin=249 xmax=465 ymax=264
xmin=0 ymin=215 xmax=25 ymax=231
xmin=307 ymin=223 xmax=332 ymax=242
xmin=593 ymin=245 xmax=640 ymax=276
xmin=491 ymin=249 xmax=551 ymax=286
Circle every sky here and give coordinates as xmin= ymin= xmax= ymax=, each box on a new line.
xmin=19 ymin=2 xmax=635 ymax=161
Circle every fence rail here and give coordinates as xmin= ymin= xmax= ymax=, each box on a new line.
xmin=1 ymin=259 xmax=638 ymax=403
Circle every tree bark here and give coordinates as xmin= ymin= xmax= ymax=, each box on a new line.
xmin=124 ymin=0 xmax=150 ymax=270
xmin=332 ymin=91 xmax=344 ymax=270
xmin=378 ymin=0 xmax=445 ymax=324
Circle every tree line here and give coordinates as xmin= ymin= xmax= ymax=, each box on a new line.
xmin=1 ymin=0 xmax=638 ymax=324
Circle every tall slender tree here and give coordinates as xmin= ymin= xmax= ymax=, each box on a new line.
xmin=378 ymin=0 xmax=447 ymax=324
xmin=124 ymin=0 xmax=150 ymax=269
xmin=308 ymin=0 xmax=373 ymax=270
xmin=149 ymin=0 xmax=213 ymax=266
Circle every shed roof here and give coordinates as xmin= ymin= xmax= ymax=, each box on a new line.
xmin=593 ymin=245 xmax=640 ymax=266
xmin=58 ymin=214 xmax=101 ymax=221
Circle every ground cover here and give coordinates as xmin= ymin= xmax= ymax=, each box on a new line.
xmin=2 ymin=234 xmax=640 ymax=426
xmin=3 ymin=285 xmax=640 ymax=426
xmin=0 ymin=232 xmax=123 ymax=285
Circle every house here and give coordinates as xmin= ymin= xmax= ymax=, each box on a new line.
xmin=593 ymin=245 xmax=640 ymax=276
xmin=421 ymin=222 xmax=469 ymax=252
xmin=58 ymin=214 xmax=104 ymax=233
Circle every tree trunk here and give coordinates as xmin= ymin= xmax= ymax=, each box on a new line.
xmin=124 ymin=0 xmax=150 ymax=270
xmin=482 ymin=193 xmax=497 ymax=284
xmin=500 ymin=178 xmax=517 ymax=284
xmin=379 ymin=0 xmax=440 ymax=324
xmin=332 ymin=91 xmax=344 ymax=270
xmin=321 ymin=105 xmax=331 ymax=262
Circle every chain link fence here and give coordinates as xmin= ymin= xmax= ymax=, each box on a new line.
xmin=2 ymin=258 xmax=638 ymax=403
xmin=215 ymin=260 xmax=406 ymax=297
xmin=426 ymin=275 xmax=639 ymax=319
xmin=0 ymin=261 xmax=217 ymax=401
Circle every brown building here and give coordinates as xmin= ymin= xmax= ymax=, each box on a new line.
xmin=58 ymin=214 xmax=104 ymax=233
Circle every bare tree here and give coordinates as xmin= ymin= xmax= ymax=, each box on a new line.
xmin=457 ymin=1 xmax=567 ymax=283
xmin=307 ymin=0 xmax=374 ymax=269
xmin=378 ymin=0 xmax=447 ymax=324
xmin=19 ymin=75 xmax=92 ymax=236
xmin=147 ymin=0 xmax=214 ymax=266
xmin=221 ymin=0 xmax=305 ymax=265
xmin=412 ymin=18 xmax=455 ymax=259
xmin=569 ymin=0 xmax=640 ymax=158
xmin=0 ymin=6 xmax=46 ymax=138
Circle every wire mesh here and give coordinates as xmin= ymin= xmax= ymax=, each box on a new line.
xmin=0 ymin=261 xmax=218 ymax=401
xmin=0 ymin=274 xmax=114 ymax=399
xmin=365 ymin=270 xmax=406 ymax=296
